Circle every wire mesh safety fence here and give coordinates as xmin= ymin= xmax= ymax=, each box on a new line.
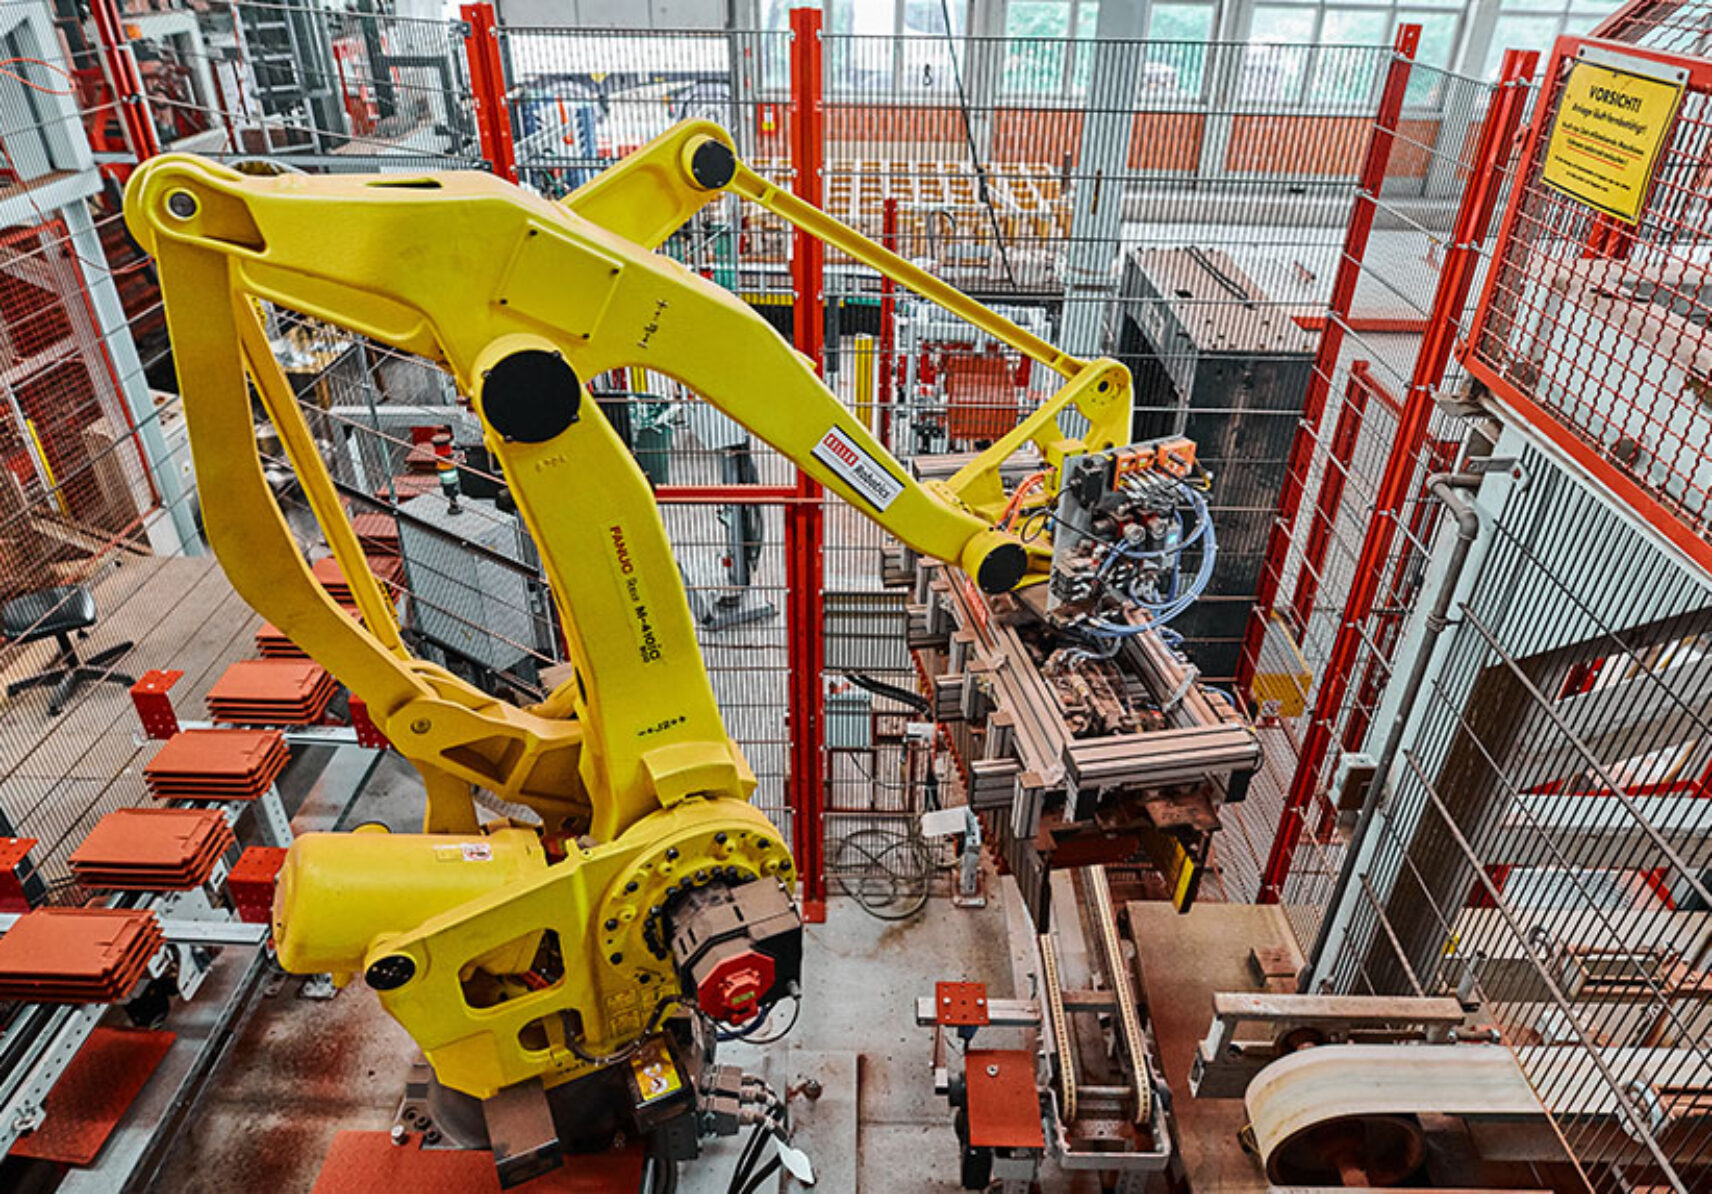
xmin=1214 ymin=52 xmax=1538 ymax=919
xmin=0 ymin=1 xmax=211 ymax=892
xmin=815 ymin=33 xmax=1416 ymax=692
xmin=1223 ymin=21 xmax=1712 ymax=1185
xmin=74 ymin=0 xmax=483 ymax=170
xmin=503 ymin=26 xmax=792 ymax=193
xmin=0 ymin=6 xmax=795 ymax=889
xmin=246 ymin=310 xmax=803 ymax=839
xmin=1467 ymin=28 xmax=1712 ymax=572
xmin=1314 ymin=439 xmax=1712 ymax=1192
xmin=1596 ymin=0 xmax=1712 ymax=55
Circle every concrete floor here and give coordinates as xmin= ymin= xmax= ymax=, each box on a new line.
xmin=1127 ymin=901 xmax=1299 ymax=1193
xmin=688 ymin=896 xmax=1019 ymax=1194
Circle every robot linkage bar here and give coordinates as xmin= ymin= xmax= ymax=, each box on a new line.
xmin=123 ymin=121 xmax=1137 ymax=1101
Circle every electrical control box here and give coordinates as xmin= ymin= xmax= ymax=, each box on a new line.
xmin=396 ymin=492 xmax=549 ymax=681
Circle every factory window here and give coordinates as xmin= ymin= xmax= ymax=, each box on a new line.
xmin=1481 ymin=0 xmax=1606 ymax=78
xmin=897 ymin=0 xmax=968 ymax=96
xmin=1145 ymin=4 xmax=1216 ymax=101
xmin=1401 ymin=10 xmax=1461 ymax=104
xmin=1001 ymin=0 xmax=1104 ymax=100
xmin=1242 ymin=2 xmax=1465 ymax=107
xmin=829 ymin=0 xmax=902 ymax=95
xmin=768 ymin=0 xmax=970 ymax=98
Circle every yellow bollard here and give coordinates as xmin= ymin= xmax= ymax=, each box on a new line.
xmin=854 ymin=333 xmax=874 ymax=430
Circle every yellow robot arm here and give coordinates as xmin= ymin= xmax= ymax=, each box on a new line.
xmin=122 ymin=120 xmax=1138 ymax=1099
xmin=124 ymin=120 xmax=1133 ymax=841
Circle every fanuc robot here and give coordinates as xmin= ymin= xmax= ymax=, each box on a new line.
xmin=124 ymin=121 xmax=1205 ymax=1186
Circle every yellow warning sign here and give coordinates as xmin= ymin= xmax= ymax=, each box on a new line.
xmin=1541 ymin=57 xmax=1685 ymax=224
xmin=630 ymin=1036 xmax=683 ymax=1106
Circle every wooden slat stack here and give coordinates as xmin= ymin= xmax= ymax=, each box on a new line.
xmin=743 ymin=158 xmax=1071 ymax=268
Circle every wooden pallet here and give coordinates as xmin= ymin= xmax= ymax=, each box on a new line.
xmin=742 ymin=158 xmax=1072 ymax=265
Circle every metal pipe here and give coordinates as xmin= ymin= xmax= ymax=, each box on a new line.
xmin=1303 ymin=472 xmax=1480 ymax=988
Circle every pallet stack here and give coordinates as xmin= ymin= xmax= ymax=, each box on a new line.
xmin=144 ymin=729 xmax=291 ymax=803
xmin=0 ymin=909 xmax=165 ymax=1004
xmin=743 ymin=158 xmax=1071 ymax=273
xmin=69 ymin=809 xmax=236 ymax=892
xmin=205 ymin=660 xmax=338 ymax=726
xmin=310 ymin=555 xmax=405 ymax=606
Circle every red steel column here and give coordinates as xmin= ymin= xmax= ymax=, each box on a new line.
xmin=89 ymin=0 xmax=161 ymax=164
xmin=1237 ymin=24 xmax=1419 ymax=692
xmin=460 ymin=3 xmax=516 ymax=182
xmin=878 ymin=196 xmax=898 ymax=452
xmin=1259 ymin=47 xmax=1540 ymax=901
xmin=787 ymin=5 xmax=828 ymax=922
xmin=1286 ymin=361 xmax=1380 ymax=633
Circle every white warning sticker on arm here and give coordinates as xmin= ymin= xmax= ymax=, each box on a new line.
xmin=811 ymin=426 xmax=905 ymax=512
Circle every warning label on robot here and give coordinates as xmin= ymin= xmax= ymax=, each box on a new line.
xmin=812 ymin=426 xmax=904 ymax=512
xmin=1540 ymin=55 xmax=1685 ymax=224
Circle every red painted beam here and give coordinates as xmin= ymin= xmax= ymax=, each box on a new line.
xmin=1286 ymin=362 xmax=1376 ymax=634
xmin=653 ymin=485 xmax=802 ymax=504
xmin=878 ymin=196 xmax=898 ymax=451
xmin=1290 ymin=315 xmax=1430 ymax=335
xmin=1260 ymin=47 xmax=1539 ymax=902
xmin=459 ymin=4 xmax=516 ymax=182
xmin=1238 ymin=24 xmax=1421 ymax=693
xmin=88 ymin=0 xmax=160 ymax=166
xmin=787 ymin=5 xmax=827 ymax=923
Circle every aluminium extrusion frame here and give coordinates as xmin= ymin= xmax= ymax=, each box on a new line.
xmin=0 ymin=901 xmax=269 ymax=1162
xmin=0 ymin=774 xmax=281 ymax=1162
xmin=913 ymin=873 xmax=1173 ymax=1186
xmin=901 ymin=462 xmax=1260 ymax=930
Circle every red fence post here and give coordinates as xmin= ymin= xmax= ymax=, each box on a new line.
xmin=878 ymin=196 xmax=898 ymax=452
xmin=1287 ymin=362 xmax=1380 ymax=633
xmin=787 ymin=5 xmax=828 ymax=923
xmin=1258 ymin=47 xmax=1540 ymax=902
xmin=460 ymin=3 xmax=516 ymax=182
xmin=1237 ymin=24 xmax=1420 ymax=693
xmin=89 ymin=0 xmax=161 ymax=166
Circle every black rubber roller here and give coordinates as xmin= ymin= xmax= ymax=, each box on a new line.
xmin=976 ymin=540 xmax=1028 ymax=594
